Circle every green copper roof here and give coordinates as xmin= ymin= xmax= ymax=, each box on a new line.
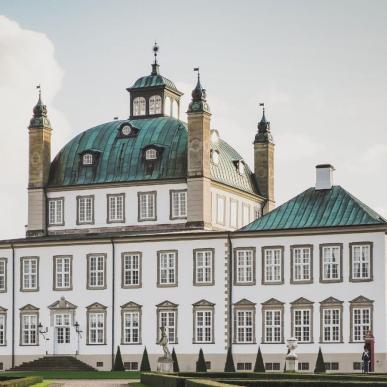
xmin=48 ymin=117 xmax=259 ymax=195
xmin=242 ymin=185 xmax=386 ymax=231
xmin=130 ymin=74 xmax=179 ymax=92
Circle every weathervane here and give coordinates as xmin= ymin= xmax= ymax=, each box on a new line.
xmin=193 ymin=67 xmax=200 ymax=80
xmin=36 ymin=84 xmax=41 ymax=98
xmin=259 ymin=102 xmax=265 ymax=113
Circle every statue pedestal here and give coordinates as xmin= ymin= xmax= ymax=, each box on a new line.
xmin=285 ymin=354 xmax=298 ymax=372
xmin=157 ymin=356 xmax=174 ymax=373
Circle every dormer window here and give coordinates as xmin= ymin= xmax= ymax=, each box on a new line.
xmin=211 ymin=150 xmax=219 ymax=165
xmin=82 ymin=153 xmax=93 ymax=165
xmin=80 ymin=150 xmax=101 ymax=167
xmin=118 ymin=122 xmax=139 ymax=138
xmin=238 ymin=161 xmax=245 ymax=175
xmin=133 ymin=97 xmax=146 ymax=116
xmin=145 ymin=148 xmax=157 ymax=160
xmin=121 ymin=125 xmax=132 ymax=136
xmin=149 ymin=95 xmax=162 ymax=115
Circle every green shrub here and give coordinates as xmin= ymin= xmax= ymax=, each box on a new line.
xmin=140 ymin=346 xmax=151 ymax=372
xmin=112 ymin=346 xmax=125 ymax=371
xmin=172 ymin=347 xmax=180 ymax=372
xmin=224 ymin=347 xmax=235 ymax=372
xmin=196 ymin=349 xmax=207 ymax=372
xmin=141 ymin=372 xmax=185 ymax=387
xmin=314 ymin=347 xmax=326 ymax=374
xmin=253 ymin=346 xmax=265 ymax=372
xmin=0 ymin=376 xmax=42 ymax=386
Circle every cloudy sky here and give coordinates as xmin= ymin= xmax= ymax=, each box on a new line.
xmin=0 ymin=0 xmax=386 ymax=239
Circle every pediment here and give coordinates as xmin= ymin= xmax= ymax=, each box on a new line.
xmin=234 ymin=298 xmax=256 ymax=306
xmin=48 ymin=297 xmax=77 ymax=310
xmin=320 ymin=296 xmax=343 ymax=305
xmin=350 ymin=296 xmax=374 ymax=304
xmin=0 ymin=306 xmax=7 ymax=312
xmin=86 ymin=302 xmax=107 ymax=310
xmin=156 ymin=300 xmax=178 ymax=308
xmin=193 ymin=299 xmax=215 ymax=307
xmin=19 ymin=304 xmax=39 ymax=311
xmin=291 ymin=297 xmax=313 ymax=305
xmin=121 ymin=301 xmax=142 ymax=310
xmin=261 ymin=298 xmax=284 ymax=306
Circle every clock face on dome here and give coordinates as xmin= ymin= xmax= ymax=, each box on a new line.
xmin=121 ymin=125 xmax=132 ymax=136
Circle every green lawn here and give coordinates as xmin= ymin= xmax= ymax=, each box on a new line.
xmin=0 ymin=370 xmax=140 ymax=379
xmin=31 ymin=382 xmax=53 ymax=387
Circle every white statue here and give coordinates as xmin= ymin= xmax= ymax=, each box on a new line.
xmin=158 ymin=325 xmax=171 ymax=360
xmin=285 ymin=337 xmax=298 ymax=372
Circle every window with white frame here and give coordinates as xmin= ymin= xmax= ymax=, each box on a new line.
xmin=293 ymin=309 xmax=311 ymax=343
xmin=351 ymin=244 xmax=371 ymax=280
xmin=194 ymin=250 xmax=213 ymax=285
xmin=77 ymin=196 xmax=94 ymax=224
xmin=323 ymin=308 xmax=341 ymax=342
xmin=21 ymin=257 xmax=38 ymax=291
xmin=108 ymin=194 xmax=124 ymax=223
xmin=0 ymin=314 xmax=5 ymax=345
xmin=242 ymin=203 xmax=250 ymax=226
xmin=145 ymin=148 xmax=157 ymax=160
xmin=82 ymin=153 xmax=93 ymax=165
xmin=88 ymin=312 xmax=105 ymax=344
xmin=216 ymin=195 xmax=226 ymax=225
xmin=158 ymin=251 xmax=177 ymax=286
xmin=235 ymin=249 xmax=254 ymax=284
xmin=321 ymin=245 xmax=341 ymax=281
xmin=158 ymin=310 xmax=177 ymax=343
xmin=54 ymin=256 xmax=71 ymax=290
xmin=264 ymin=309 xmax=282 ymax=343
xmin=263 ymin=248 xmax=283 ymax=284
xmin=138 ymin=192 xmax=156 ymax=221
xmin=133 ymin=97 xmax=146 ymax=116
xmin=171 ymin=190 xmax=187 ymax=219
xmin=122 ymin=253 xmax=141 ymax=287
xmin=21 ymin=314 xmax=37 ymax=345
xmin=194 ymin=310 xmax=213 ymax=343
xmin=352 ymin=308 xmax=371 ymax=342
xmin=149 ymin=95 xmax=162 ymax=115
xmin=48 ymin=198 xmax=64 ymax=225
xmin=0 ymin=259 xmax=6 ymax=292
xmin=123 ymin=311 xmax=140 ymax=344
xmin=87 ymin=255 xmax=106 ymax=289
xmin=230 ymin=199 xmax=238 ymax=228
xmin=292 ymin=247 xmax=311 ymax=282
xmin=235 ymin=310 xmax=254 ymax=343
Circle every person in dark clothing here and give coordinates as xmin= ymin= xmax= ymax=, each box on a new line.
xmin=362 ymin=347 xmax=370 ymax=373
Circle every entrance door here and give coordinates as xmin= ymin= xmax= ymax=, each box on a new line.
xmin=54 ymin=313 xmax=72 ymax=354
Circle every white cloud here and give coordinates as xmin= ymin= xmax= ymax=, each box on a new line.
xmin=0 ymin=15 xmax=70 ymax=239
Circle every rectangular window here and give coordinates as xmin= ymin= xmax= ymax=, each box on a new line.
xmin=194 ymin=250 xmax=213 ymax=285
xmin=351 ymin=244 xmax=371 ymax=280
xmin=21 ymin=314 xmax=37 ymax=345
xmin=235 ymin=249 xmax=255 ymax=285
xmin=325 ymin=362 xmax=339 ymax=371
xmin=87 ymin=255 xmax=106 ymax=289
xmin=122 ymin=253 xmax=141 ymax=288
xmin=123 ymin=311 xmax=140 ymax=344
xmin=235 ymin=310 xmax=254 ymax=343
xmin=264 ymin=310 xmax=282 ymax=343
xmin=298 ymin=362 xmax=310 ymax=371
xmin=216 ymin=195 xmax=226 ymax=225
xmin=54 ymin=256 xmax=72 ymax=290
xmin=88 ymin=313 xmax=105 ymax=344
xmin=138 ymin=192 xmax=156 ymax=221
xmin=353 ymin=308 xmax=370 ymax=342
xmin=124 ymin=362 xmax=139 ymax=370
xmin=353 ymin=362 xmax=361 ymax=371
xmin=322 ymin=245 xmax=341 ymax=281
xmin=254 ymin=206 xmax=261 ymax=220
xmin=21 ymin=257 xmax=38 ymax=291
xmin=0 ymin=258 xmax=6 ymax=292
xmin=293 ymin=309 xmax=311 ymax=343
xmin=77 ymin=196 xmax=94 ymax=224
xmin=0 ymin=315 xmax=5 ymax=345
xmin=265 ymin=363 xmax=280 ymax=371
xmin=195 ymin=310 xmax=213 ymax=343
xmin=237 ymin=362 xmax=252 ymax=371
xmin=107 ymin=194 xmax=124 ymax=223
xmin=158 ymin=251 xmax=177 ymax=286
xmin=171 ymin=190 xmax=187 ymax=219
xmin=48 ymin=198 xmax=64 ymax=225
xmin=242 ymin=203 xmax=250 ymax=226
xmin=159 ymin=311 xmax=176 ymax=343
xmin=292 ymin=247 xmax=311 ymax=282
xmin=230 ymin=199 xmax=238 ymax=228
xmin=263 ymin=248 xmax=283 ymax=284
xmin=323 ymin=308 xmax=341 ymax=342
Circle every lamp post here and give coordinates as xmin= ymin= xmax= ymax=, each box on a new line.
xmin=38 ymin=322 xmax=49 ymax=355
xmin=74 ymin=321 xmax=82 ymax=356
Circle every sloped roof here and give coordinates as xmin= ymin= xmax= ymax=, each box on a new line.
xmin=242 ymin=185 xmax=386 ymax=231
xmin=130 ymin=74 xmax=180 ymax=93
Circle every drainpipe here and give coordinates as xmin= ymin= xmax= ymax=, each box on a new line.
xmin=227 ymin=232 xmax=233 ymax=349
xmin=11 ymin=243 xmax=15 ymax=369
xmin=110 ymin=239 xmax=115 ymax=370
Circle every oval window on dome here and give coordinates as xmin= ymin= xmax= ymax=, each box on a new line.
xmin=82 ymin=153 xmax=93 ymax=165
xmin=149 ymin=95 xmax=162 ymax=115
xmin=145 ymin=148 xmax=157 ymax=160
xmin=133 ymin=97 xmax=146 ymax=116
xmin=121 ymin=125 xmax=132 ymax=136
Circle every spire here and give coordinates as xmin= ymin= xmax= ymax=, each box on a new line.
xmin=29 ymin=85 xmax=51 ymax=129
xmin=254 ymin=103 xmax=272 ymax=143
xmin=151 ymin=42 xmax=160 ymax=76
xmin=188 ymin=67 xmax=210 ymax=113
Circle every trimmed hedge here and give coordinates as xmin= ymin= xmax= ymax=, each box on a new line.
xmin=0 ymin=376 xmax=43 ymax=386
xmin=141 ymin=372 xmax=186 ymax=387
xmin=186 ymin=380 xmax=239 ymax=387
xmin=216 ymin=380 xmax=387 ymax=386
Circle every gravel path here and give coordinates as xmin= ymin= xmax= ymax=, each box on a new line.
xmin=50 ymin=380 xmax=139 ymax=387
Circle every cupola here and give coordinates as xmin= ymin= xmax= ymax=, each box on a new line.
xmin=187 ymin=68 xmax=210 ymax=114
xmin=254 ymin=104 xmax=273 ymax=144
xmin=127 ymin=43 xmax=183 ymax=119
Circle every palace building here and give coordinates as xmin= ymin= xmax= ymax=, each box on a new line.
xmin=0 ymin=46 xmax=386 ymax=373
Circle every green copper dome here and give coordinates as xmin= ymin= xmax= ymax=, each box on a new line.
xmin=130 ymin=74 xmax=180 ymax=93
xmin=48 ymin=117 xmax=259 ymax=195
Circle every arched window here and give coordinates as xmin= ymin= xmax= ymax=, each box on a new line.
xmin=164 ymin=97 xmax=171 ymax=116
xmin=133 ymin=97 xmax=146 ymax=116
xmin=149 ymin=95 xmax=162 ymax=115
xmin=172 ymin=99 xmax=179 ymax=118
xmin=82 ymin=153 xmax=93 ymax=165
xmin=145 ymin=148 xmax=157 ymax=160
